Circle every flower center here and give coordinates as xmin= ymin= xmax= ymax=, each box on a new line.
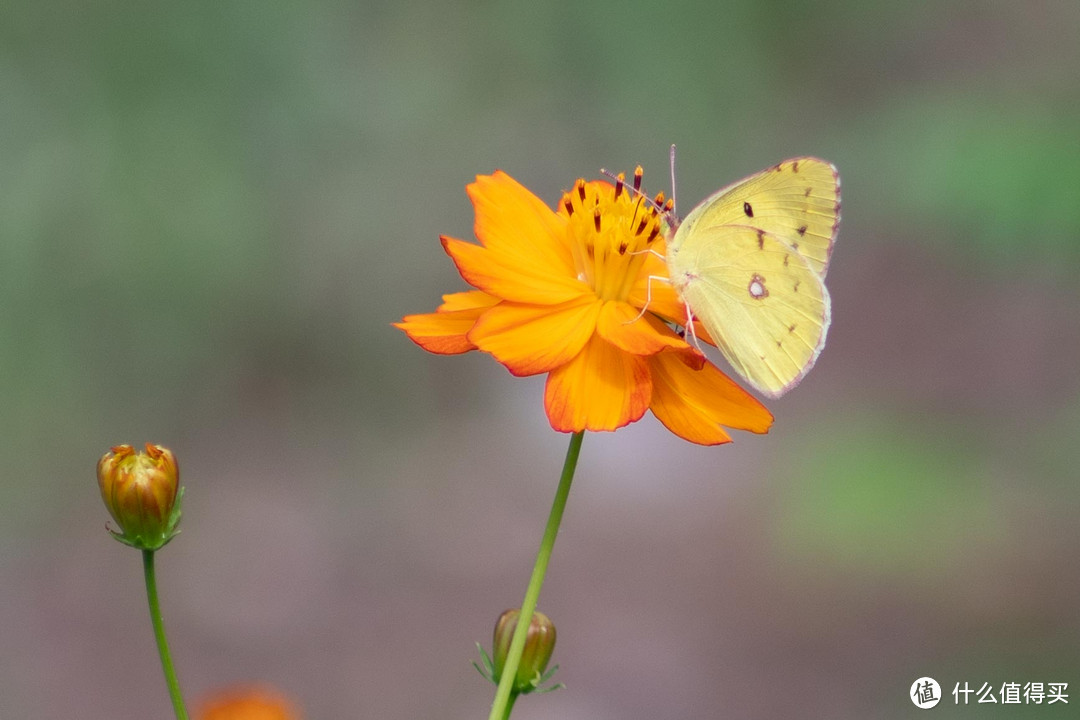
xmin=559 ymin=168 xmax=665 ymax=303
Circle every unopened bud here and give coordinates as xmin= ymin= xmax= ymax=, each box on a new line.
xmin=492 ymin=608 xmax=557 ymax=694
xmin=97 ymin=443 xmax=183 ymax=551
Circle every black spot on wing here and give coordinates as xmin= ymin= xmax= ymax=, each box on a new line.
xmin=743 ymin=201 xmax=754 ymax=218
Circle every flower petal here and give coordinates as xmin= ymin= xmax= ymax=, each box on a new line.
xmin=545 ymin=335 xmax=651 ymax=432
xmin=395 ymin=292 xmax=499 ymax=354
xmin=648 ymin=351 xmax=773 ymax=445
xmin=469 ymin=171 xmax=573 ymax=263
xmin=458 ymin=171 xmax=584 ymax=304
xmin=595 ymin=301 xmax=692 ymax=356
xmin=442 ymin=236 xmax=587 ymax=305
xmin=437 ymin=290 xmax=499 ymax=312
xmin=468 ymin=297 xmax=601 ymax=376
xmin=395 ymin=311 xmax=478 ymax=354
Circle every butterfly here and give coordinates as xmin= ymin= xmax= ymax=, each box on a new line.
xmin=663 ymin=157 xmax=840 ymax=398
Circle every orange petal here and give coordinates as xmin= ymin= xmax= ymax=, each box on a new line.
xmin=460 ymin=172 xmax=582 ymax=303
xmin=595 ymin=301 xmax=692 ymax=356
xmin=648 ymin=351 xmax=773 ymax=446
xmin=664 ymin=338 xmax=708 ymax=372
xmin=437 ymin=290 xmax=499 ymax=312
xmin=441 ymin=236 xmax=587 ymax=305
xmin=468 ymin=297 xmax=601 ymax=376
xmin=395 ymin=294 xmax=494 ymax=354
xmin=544 ymin=335 xmax=652 ymax=432
xmin=469 ymin=171 xmax=573 ymax=262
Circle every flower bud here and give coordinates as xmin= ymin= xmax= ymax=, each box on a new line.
xmin=492 ymin=608 xmax=557 ymax=694
xmin=97 ymin=443 xmax=183 ymax=551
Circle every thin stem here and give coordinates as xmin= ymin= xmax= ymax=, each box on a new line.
xmin=142 ymin=550 xmax=189 ymax=720
xmin=487 ymin=431 xmax=584 ymax=720
xmin=497 ymin=692 xmax=517 ymax=720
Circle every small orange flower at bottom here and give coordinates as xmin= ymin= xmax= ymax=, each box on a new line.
xmin=196 ymin=686 xmax=301 ymax=720
xmin=395 ymin=170 xmax=773 ymax=445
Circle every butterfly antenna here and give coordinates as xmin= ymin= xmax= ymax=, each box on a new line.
xmin=669 ymin=144 xmax=678 ymax=217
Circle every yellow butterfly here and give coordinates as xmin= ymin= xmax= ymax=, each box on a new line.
xmin=664 ymin=157 xmax=841 ymax=398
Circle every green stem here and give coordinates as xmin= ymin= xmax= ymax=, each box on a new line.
xmin=142 ymin=550 xmax=189 ymax=720
xmin=497 ymin=692 xmax=517 ymax=720
xmin=487 ymin=431 xmax=584 ymax=720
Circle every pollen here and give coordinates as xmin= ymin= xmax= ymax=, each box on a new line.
xmin=560 ymin=172 xmax=664 ymax=302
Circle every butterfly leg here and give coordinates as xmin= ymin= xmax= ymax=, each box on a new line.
xmin=681 ymin=300 xmax=704 ymax=352
xmin=624 ymin=274 xmax=671 ymax=325
xmin=622 ymin=248 xmax=669 ymax=322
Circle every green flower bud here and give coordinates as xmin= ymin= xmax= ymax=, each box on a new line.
xmin=97 ymin=443 xmax=183 ymax=551
xmin=492 ymin=609 xmax=557 ymax=695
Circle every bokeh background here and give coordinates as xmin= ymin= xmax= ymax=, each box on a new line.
xmin=3 ymin=1 xmax=1079 ymax=718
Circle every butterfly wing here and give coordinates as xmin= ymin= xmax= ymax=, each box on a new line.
xmin=672 ymin=157 xmax=840 ymax=277
xmin=667 ymin=225 xmax=831 ymax=397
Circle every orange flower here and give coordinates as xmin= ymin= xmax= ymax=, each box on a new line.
xmin=395 ymin=170 xmax=773 ymax=445
xmin=196 ymin=686 xmax=300 ymax=720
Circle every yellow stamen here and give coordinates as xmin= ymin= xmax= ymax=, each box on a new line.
xmin=561 ymin=174 xmax=664 ymax=303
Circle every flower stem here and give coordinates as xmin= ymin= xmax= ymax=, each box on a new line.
xmin=487 ymin=431 xmax=584 ymax=720
xmin=142 ymin=549 xmax=189 ymax=720
xmin=497 ymin=692 xmax=517 ymax=720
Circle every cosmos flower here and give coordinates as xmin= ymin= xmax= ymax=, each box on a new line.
xmin=196 ymin=685 xmax=301 ymax=720
xmin=396 ymin=170 xmax=772 ymax=445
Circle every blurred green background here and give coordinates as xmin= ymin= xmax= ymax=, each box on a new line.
xmin=2 ymin=1 xmax=1079 ymax=718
